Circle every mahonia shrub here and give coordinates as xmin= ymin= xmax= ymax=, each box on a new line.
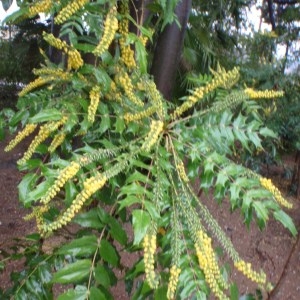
xmin=1 ymin=1 xmax=297 ymax=299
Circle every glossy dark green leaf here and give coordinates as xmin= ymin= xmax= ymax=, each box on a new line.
xmin=38 ymin=263 xmax=52 ymax=284
xmin=94 ymin=264 xmax=111 ymax=288
xmin=89 ymin=287 xmax=106 ymax=300
xmin=29 ymin=109 xmax=63 ymax=123
xmin=108 ymin=217 xmax=128 ymax=246
xmin=57 ymin=235 xmax=98 ymax=257
xmin=252 ymin=201 xmax=269 ymax=221
xmin=74 ymin=209 xmax=104 ymax=229
xmin=135 ymin=39 xmax=147 ymax=74
xmin=57 ymin=286 xmax=88 ymax=300
xmin=99 ymin=240 xmax=119 ymax=267
xmin=273 ymin=210 xmax=297 ymax=237
xmin=9 ymin=109 xmax=29 ymax=127
xmin=132 ymin=209 xmax=151 ymax=245
xmin=18 ymin=173 xmax=38 ymax=205
xmin=51 ymin=259 xmax=91 ymax=284
xmin=230 ymin=283 xmax=239 ymax=300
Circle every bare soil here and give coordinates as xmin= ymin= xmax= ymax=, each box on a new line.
xmin=0 ymin=132 xmax=299 ymax=299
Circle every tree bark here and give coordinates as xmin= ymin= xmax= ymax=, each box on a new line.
xmin=267 ymin=0 xmax=276 ymax=31
xmin=150 ymin=0 xmax=192 ymax=100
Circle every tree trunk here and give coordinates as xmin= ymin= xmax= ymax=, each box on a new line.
xmin=150 ymin=0 xmax=192 ymax=100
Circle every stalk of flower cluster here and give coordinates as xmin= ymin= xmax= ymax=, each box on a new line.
xmin=28 ymin=0 xmax=52 ymax=17
xmin=88 ymin=85 xmax=101 ymax=123
xmin=244 ymin=87 xmax=284 ymax=99
xmin=55 ymin=0 xmax=89 ymax=24
xmin=195 ymin=230 xmax=229 ymax=300
xmin=167 ymin=265 xmax=181 ymax=300
xmin=172 ymin=67 xmax=239 ymax=119
xmin=5 ymin=124 xmax=37 ymax=152
xmin=143 ymin=233 xmax=159 ymax=289
xmin=93 ymin=6 xmax=118 ymax=57
xmin=118 ymin=2 xmax=136 ymax=69
xmin=19 ymin=77 xmax=49 ymax=97
xmin=260 ymin=177 xmax=293 ymax=208
xmin=41 ymin=173 xmax=107 ymax=234
xmin=117 ymin=70 xmax=144 ymax=107
xmin=17 ymin=117 xmax=67 ymax=165
xmin=42 ymin=32 xmax=83 ymax=70
xmin=234 ymin=259 xmax=266 ymax=284
xmin=48 ymin=133 xmax=66 ymax=153
xmin=40 ymin=161 xmax=80 ymax=205
xmin=141 ymin=120 xmax=164 ymax=152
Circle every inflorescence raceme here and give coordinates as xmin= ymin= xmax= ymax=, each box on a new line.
xmin=143 ymin=233 xmax=159 ymax=289
xmin=260 ymin=177 xmax=293 ymax=209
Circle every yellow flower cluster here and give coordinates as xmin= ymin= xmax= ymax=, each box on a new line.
xmin=18 ymin=117 xmax=67 ymax=165
xmin=41 ymin=161 xmax=80 ymax=204
xmin=176 ymin=159 xmax=189 ymax=183
xmin=28 ymin=0 xmax=53 ymax=17
xmin=19 ymin=77 xmax=49 ymax=97
xmin=141 ymin=120 xmax=164 ymax=152
xmin=88 ymin=85 xmax=101 ymax=123
xmin=143 ymin=79 xmax=165 ymax=119
xmin=105 ymin=81 xmax=123 ymax=103
xmin=234 ymin=260 xmax=266 ymax=284
xmin=260 ymin=177 xmax=293 ymax=208
xmin=43 ymin=32 xmax=68 ymax=51
xmin=33 ymin=68 xmax=71 ymax=80
xmin=195 ymin=230 xmax=229 ymax=300
xmin=124 ymin=106 xmax=156 ymax=123
xmin=5 ymin=124 xmax=37 ymax=152
xmin=67 ymin=49 xmax=84 ymax=70
xmin=55 ymin=0 xmax=89 ymax=24
xmin=244 ymin=88 xmax=284 ymax=99
xmin=172 ymin=67 xmax=239 ymax=119
xmin=48 ymin=133 xmax=66 ymax=153
xmin=93 ymin=6 xmax=118 ymax=56
xmin=17 ymin=125 xmax=51 ymax=165
xmin=24 ymin=205 xmax=49 ymax=232
xmin=167 ymin=265 xmax=181 ymax=300
xmin=143 ymin=234 xmax=159 ymax=289
xmin=139 ymin=35 xmax=149 ymax=47
xmin=43 ymin=33 xmax=83 ymax=70
xmin=117 ymin=71 xmax=144 ymax=107
xmin=118 ymin=4 xmax=136 ymax=69
xmin=42 ymin=173 xmax=107 ymax=234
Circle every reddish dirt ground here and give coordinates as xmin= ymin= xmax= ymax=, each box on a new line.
xmin=0 ymin=132 xmax=299 ymax=299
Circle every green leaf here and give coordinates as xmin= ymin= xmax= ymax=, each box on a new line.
xmin=252 ymin=201 xmax=269 ymax=221
xmin=27 ymin=180 xmax=53 ymax=204
xmin=230 ymin=283 xmax=239 ymax=300
xmin=108 ymin=217 xmax=128 ymax=246
xmin=99 ymin=240 xmax=119 ymax=267
xmin=273 ymin=210 xmax=297 ymax=237
xmin=74 ymin=209 xmax=104 ymax=229
xmin=18 ymin=173 xmax=38 ymax=205
xmin=29 ymin=109 xmax=63 ymax=123
xmin=89 ymin=287 xmax=106 ymax=300
xmin=259 ymin=127 xmax=277 ymax=138
xmin=135 ymin=39 xmax=148 ymax=74
xmin=94 ymin=264 xmax=111 ymax=288
xmin=132 ymin=209 xmax=151 ymax=245
xmin=57 ymin=286 xmax=88 ymax=300
xmin=51 ymin=260 xmax=91 ymax=284
xmin=57 ymin=235 xmax=98 ymax=257
xmin=9 ymin=109 xmax=29 ymax=127
xmin=118 ymin=195 xmax=141 ymax=211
